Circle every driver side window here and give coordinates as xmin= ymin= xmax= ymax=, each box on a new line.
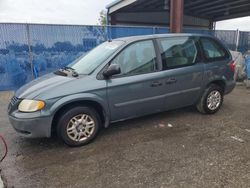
xmin=111 ymin=40 xmax=157 ymax=76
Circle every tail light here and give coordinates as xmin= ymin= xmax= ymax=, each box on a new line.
xmin=229 ymin=61 xmax=236 ymax=73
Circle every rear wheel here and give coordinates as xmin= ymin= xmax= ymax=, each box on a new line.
xmin=56 ymin=106 xmax=100 ymax=147
xmin=196 ymin=84 xmax=224 ymax=114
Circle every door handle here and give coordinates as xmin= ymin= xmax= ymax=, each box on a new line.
xmin=166 ymin=78 xmax=177 ymax=84
xmin=151 ymin=81 xmax=162 ymax=87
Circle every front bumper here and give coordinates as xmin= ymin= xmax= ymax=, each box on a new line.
xmin=9 ymin=115 xmax=52 ymax=138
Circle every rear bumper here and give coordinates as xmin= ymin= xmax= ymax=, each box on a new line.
xmin=8 ymin=115 xmax=52 ymax=138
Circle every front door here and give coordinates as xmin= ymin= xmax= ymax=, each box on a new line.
xmin=106 ymin=40 xmax=165 ymax=121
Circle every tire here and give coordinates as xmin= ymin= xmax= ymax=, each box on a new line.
xmin=196 ymin=84 xmax=224 ymax=114
xmin=56 ymin=106 xmax=101 ymax=147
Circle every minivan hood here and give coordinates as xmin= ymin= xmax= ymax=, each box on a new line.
xmin=15 ymin=73 xmax=75 ymax=99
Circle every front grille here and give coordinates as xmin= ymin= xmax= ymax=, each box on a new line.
xmin=8 ymin=96 xmax=20 ymax=112
xmin=10 ymin=96 xmax=18 ymax=106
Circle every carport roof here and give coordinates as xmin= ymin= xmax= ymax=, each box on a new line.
xmin=106 ymin=0 xmax=250 ymax=21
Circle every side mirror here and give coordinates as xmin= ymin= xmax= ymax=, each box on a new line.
xmin=103 ymin=64 xmax=121 ymax=78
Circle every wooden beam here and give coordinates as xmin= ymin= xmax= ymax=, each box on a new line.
xmin=170 ymin=0 xmax=184 ymax=33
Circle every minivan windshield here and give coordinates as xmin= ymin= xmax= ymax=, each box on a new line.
xmin=69 ymin=40 xmax=124 ymax=75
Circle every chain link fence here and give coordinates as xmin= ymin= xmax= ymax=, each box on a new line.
xmin=0 ymin=23 xmax=249 ymax=91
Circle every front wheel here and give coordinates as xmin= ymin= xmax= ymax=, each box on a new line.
xmin=196 ymin=84 xmax=224 ymax=114
xmin=56 ymin=106 xmax=101 ymax=147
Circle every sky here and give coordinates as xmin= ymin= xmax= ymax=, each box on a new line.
xmin=0 ymin=0 xmax=249 ymax=31
xmin=216 ymin=17 xmax=250 ymax=31
xmin=0 ymin=0 xmax=114 ymax=25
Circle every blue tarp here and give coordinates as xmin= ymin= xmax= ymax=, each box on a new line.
xmin=245 ymin=57 xmax=250 ymax=80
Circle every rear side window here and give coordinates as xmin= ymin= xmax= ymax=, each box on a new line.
xmin=111 ymin=40 xmax=157 ymax=76
xmin=200 ymin=38 xmax=228 ymax=61
xmin=159 ymin=37 xmax=198 ymax=69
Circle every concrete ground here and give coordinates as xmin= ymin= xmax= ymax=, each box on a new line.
xmin=0 ymin=85 xmax=250 ymax=188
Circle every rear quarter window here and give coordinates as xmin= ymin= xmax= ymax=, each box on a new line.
xmin=200 ymin=37 xmax=229 ymax=62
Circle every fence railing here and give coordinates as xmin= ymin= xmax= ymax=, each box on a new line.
xmin=0 ymin=23 xmax=249 ymax=91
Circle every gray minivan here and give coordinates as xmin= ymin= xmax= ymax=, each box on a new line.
xmin=8 ymin=34 xmax=236 ymax=147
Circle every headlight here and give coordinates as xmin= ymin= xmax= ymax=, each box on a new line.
xmin=18 ymin=99 xmax=45 ymax=112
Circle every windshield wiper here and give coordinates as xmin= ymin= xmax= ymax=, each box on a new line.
xmin=63 ymin=66 xmax=75 ymax=71
xmin=54 ymin=69 xmax=67 ymax=77
xmin=62 ymin=66 xmax=79 ymax=77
